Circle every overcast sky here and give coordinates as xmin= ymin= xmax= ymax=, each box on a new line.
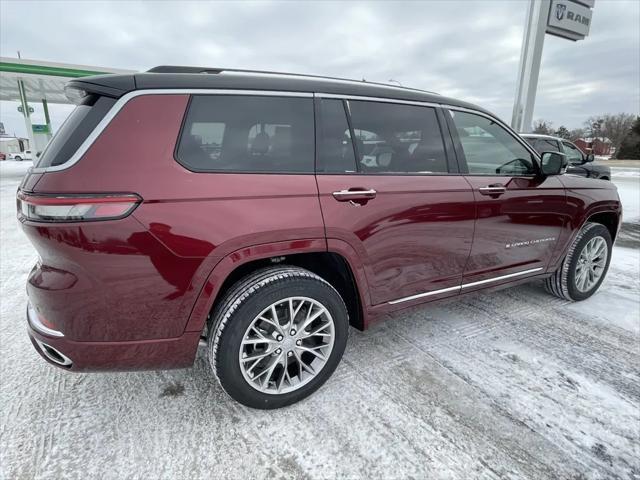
xmin=0 ymin=0 xmax=638 ymax=137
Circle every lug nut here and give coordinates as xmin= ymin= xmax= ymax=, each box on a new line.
xmin=290 ymin=329 xmax=296 ymax=336
xmin=275 ymin=348 xmax=282 ymax=354
xmin=287 ymin=351 xmax=293 ymax=357
xmin=296 ymin=339 xmax=302 ymax=346
xmin=276 ymin=335 xmax=283 ymax=341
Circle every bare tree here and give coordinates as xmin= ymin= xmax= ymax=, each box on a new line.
xmin=555 ymin=126 xmax=570 ymax=139
xmin=532 ymin=119 xmax=553 ymax=135
xmin=569 ymin=128 xmax=585 ymax=141
xmin=584 ymin=114 xmax=636 ymax=156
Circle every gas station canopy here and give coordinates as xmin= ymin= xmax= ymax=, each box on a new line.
xmin=0 ymin=57 xmax=134 ymax=149
xmin=0 ymin=57 xmax=133 ymax=104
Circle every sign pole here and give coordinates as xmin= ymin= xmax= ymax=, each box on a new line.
xmin=511 ymin=0 xmax=550 ymax=133
xmin=512 ymin=0 xmax=595 ymax=133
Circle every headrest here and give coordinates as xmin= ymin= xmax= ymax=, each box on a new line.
xmin=251 ymin=131 xmax=270 ymax=155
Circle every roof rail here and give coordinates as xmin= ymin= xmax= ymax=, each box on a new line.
xmin=146 ymin=65 xmax=439 ymax=95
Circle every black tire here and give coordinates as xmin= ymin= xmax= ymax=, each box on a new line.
xmin=15 ymin=156 xmax=22 ymax=161
xmin=208 ymin=266 xmax=349 ymax=409
xmin=545 ymin=222 xmax=612 ymax=301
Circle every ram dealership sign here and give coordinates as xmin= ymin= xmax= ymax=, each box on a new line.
xmin=546 ymin=0 xmax=594 ymax=41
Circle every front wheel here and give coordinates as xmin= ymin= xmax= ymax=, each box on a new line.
xmin=545 ymin=222 xmax=612 ymax=301
xmin=14 ymin=156 xmax=22 ymax=161
xmin=208 ymin=266 xmax=349 ymax=409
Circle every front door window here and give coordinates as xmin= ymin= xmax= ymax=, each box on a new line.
xmin=449 ymin=110 xmax=536 ymax=175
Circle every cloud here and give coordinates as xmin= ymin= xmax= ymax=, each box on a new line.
xmin=0 ymin=0 xmax=638 ymax=136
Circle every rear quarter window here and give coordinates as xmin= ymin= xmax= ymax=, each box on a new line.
xmin=35 ymin=95 xmax=116 ymax=168
xmin=176 ymin=95 xmax=314 ymax=173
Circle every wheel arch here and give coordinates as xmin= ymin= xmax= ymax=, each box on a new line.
xmin=549 ymin=206 xmax=621 ymax=273
xmin=184 ymin=239 xmax=370 ymax=336
xmin=586 ymin=210 xmax=621 ymax=242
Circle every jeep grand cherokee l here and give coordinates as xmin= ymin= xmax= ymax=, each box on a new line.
xmin=18 ymin=67 xmax=622 ymax=409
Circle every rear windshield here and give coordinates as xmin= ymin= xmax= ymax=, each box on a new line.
xmin=35 ymin=95 xmax=116 ymax=168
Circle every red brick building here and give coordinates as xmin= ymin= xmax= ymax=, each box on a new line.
xmin=574 ymin=137 xmax=613 ymax=156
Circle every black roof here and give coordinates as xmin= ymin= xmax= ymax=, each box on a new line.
xmin=69 ymin=66 xmax=490 ymax=115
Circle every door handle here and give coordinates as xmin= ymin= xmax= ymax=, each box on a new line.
xmin=332 ymin=188 xmax=377 ymax=203
xmin=478 ymin=184 xmax=506 ymax=197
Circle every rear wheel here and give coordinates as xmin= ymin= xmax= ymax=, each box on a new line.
xmin=545 ymin=222 xmax=612 ymax=301
xmin=208 ymin=266 xmax=349 ymax=409
xmin=14 ymin=156 xmax=22 ymax=161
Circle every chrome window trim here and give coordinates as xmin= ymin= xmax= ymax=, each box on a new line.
xmin=387 ymin=267 xmax=543 ymax=305
xmin=315 ymin=93 xmax=541 ymax=165
xmin=33 ymin=87 xmax=539 ymax=174
xmin=315 ymin=92 xmax=441 ymax=109
xmin=31 ymin=89 xmax=314 ymax=173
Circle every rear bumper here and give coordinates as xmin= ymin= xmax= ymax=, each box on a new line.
xmin=27 ymin=304 xmax=200 ymax=372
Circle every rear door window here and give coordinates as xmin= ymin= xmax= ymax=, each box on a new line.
xmin=317 ymin=99 xmax=357 ymax=173
xmin=525 ymin=137 xmax=561 ymax=154
xmin=347 ymin=100 xmax=448 ymax=174
xmin=35 ymin=95 xmax=116 ymax=168
xmin=176 ymin=95 xmax=314 ymax=173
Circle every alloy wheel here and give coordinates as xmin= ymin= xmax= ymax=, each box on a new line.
xmin=575 ymin=236 xmax=608 ymax=293
xmin=238 ymin=296 xmax=335 ymax=395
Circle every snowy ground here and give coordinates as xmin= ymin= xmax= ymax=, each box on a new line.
xmin=612 ymin=167 xmax=640 ymax=223
xmin=1 ymin=161 xmax=638 ymax=480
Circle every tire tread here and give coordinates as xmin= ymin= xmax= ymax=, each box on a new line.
xmin=545 ymin=222 xmax=605 ymax=301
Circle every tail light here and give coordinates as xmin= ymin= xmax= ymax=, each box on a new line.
xmin=17 ymin=191 xmax=141 ymax=222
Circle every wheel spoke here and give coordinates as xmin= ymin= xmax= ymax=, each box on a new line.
xmin=294 ymin=349 xmax=315 ymax=375
xmin=241 ymin=350 xmax=273 ymax=363
xmin=299 ymin=307 xmax=326 ymax=332
xmin=306 ymin=331 xmax=331 ymax=338
xmin=581 ymin=270 xmax=589 ymax=290
xmin=303 ymin=320 xmax=332 ymax=338
xmin=297 ymin=345 xmax=327 ymax=361
xmin=276 ymin=355 xmax=289 ymax=393
xmin=254 ymin=352 xmax=282 ymax=388
xmin=243 ymin=337 xmax=277 ymax=345
xmin=257 ymin=315 xmax=283 ymax=336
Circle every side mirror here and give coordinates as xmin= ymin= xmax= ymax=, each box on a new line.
xmin=540 ymin=151 xmax=568 ymax=176
xmin=584 ymin=153 xmax=595 ymax=163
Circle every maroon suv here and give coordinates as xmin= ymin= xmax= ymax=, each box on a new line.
xmin=18 ymin=67 xmax=621 ymax=408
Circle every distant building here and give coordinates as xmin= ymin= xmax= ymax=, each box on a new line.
xmin=0 ymin=135 xmax=30 ymax=155
xmin=574 ymin=137 xmax=613 ymax=156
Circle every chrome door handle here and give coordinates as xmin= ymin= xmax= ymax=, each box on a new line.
xmin=332 ymin=189 xmax=377 ymax=202
xmin=478 ymin=185 xmax=506 ymax=196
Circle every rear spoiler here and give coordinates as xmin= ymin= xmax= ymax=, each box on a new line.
xmin=65 ymin=74 xmax=136 ymax=103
